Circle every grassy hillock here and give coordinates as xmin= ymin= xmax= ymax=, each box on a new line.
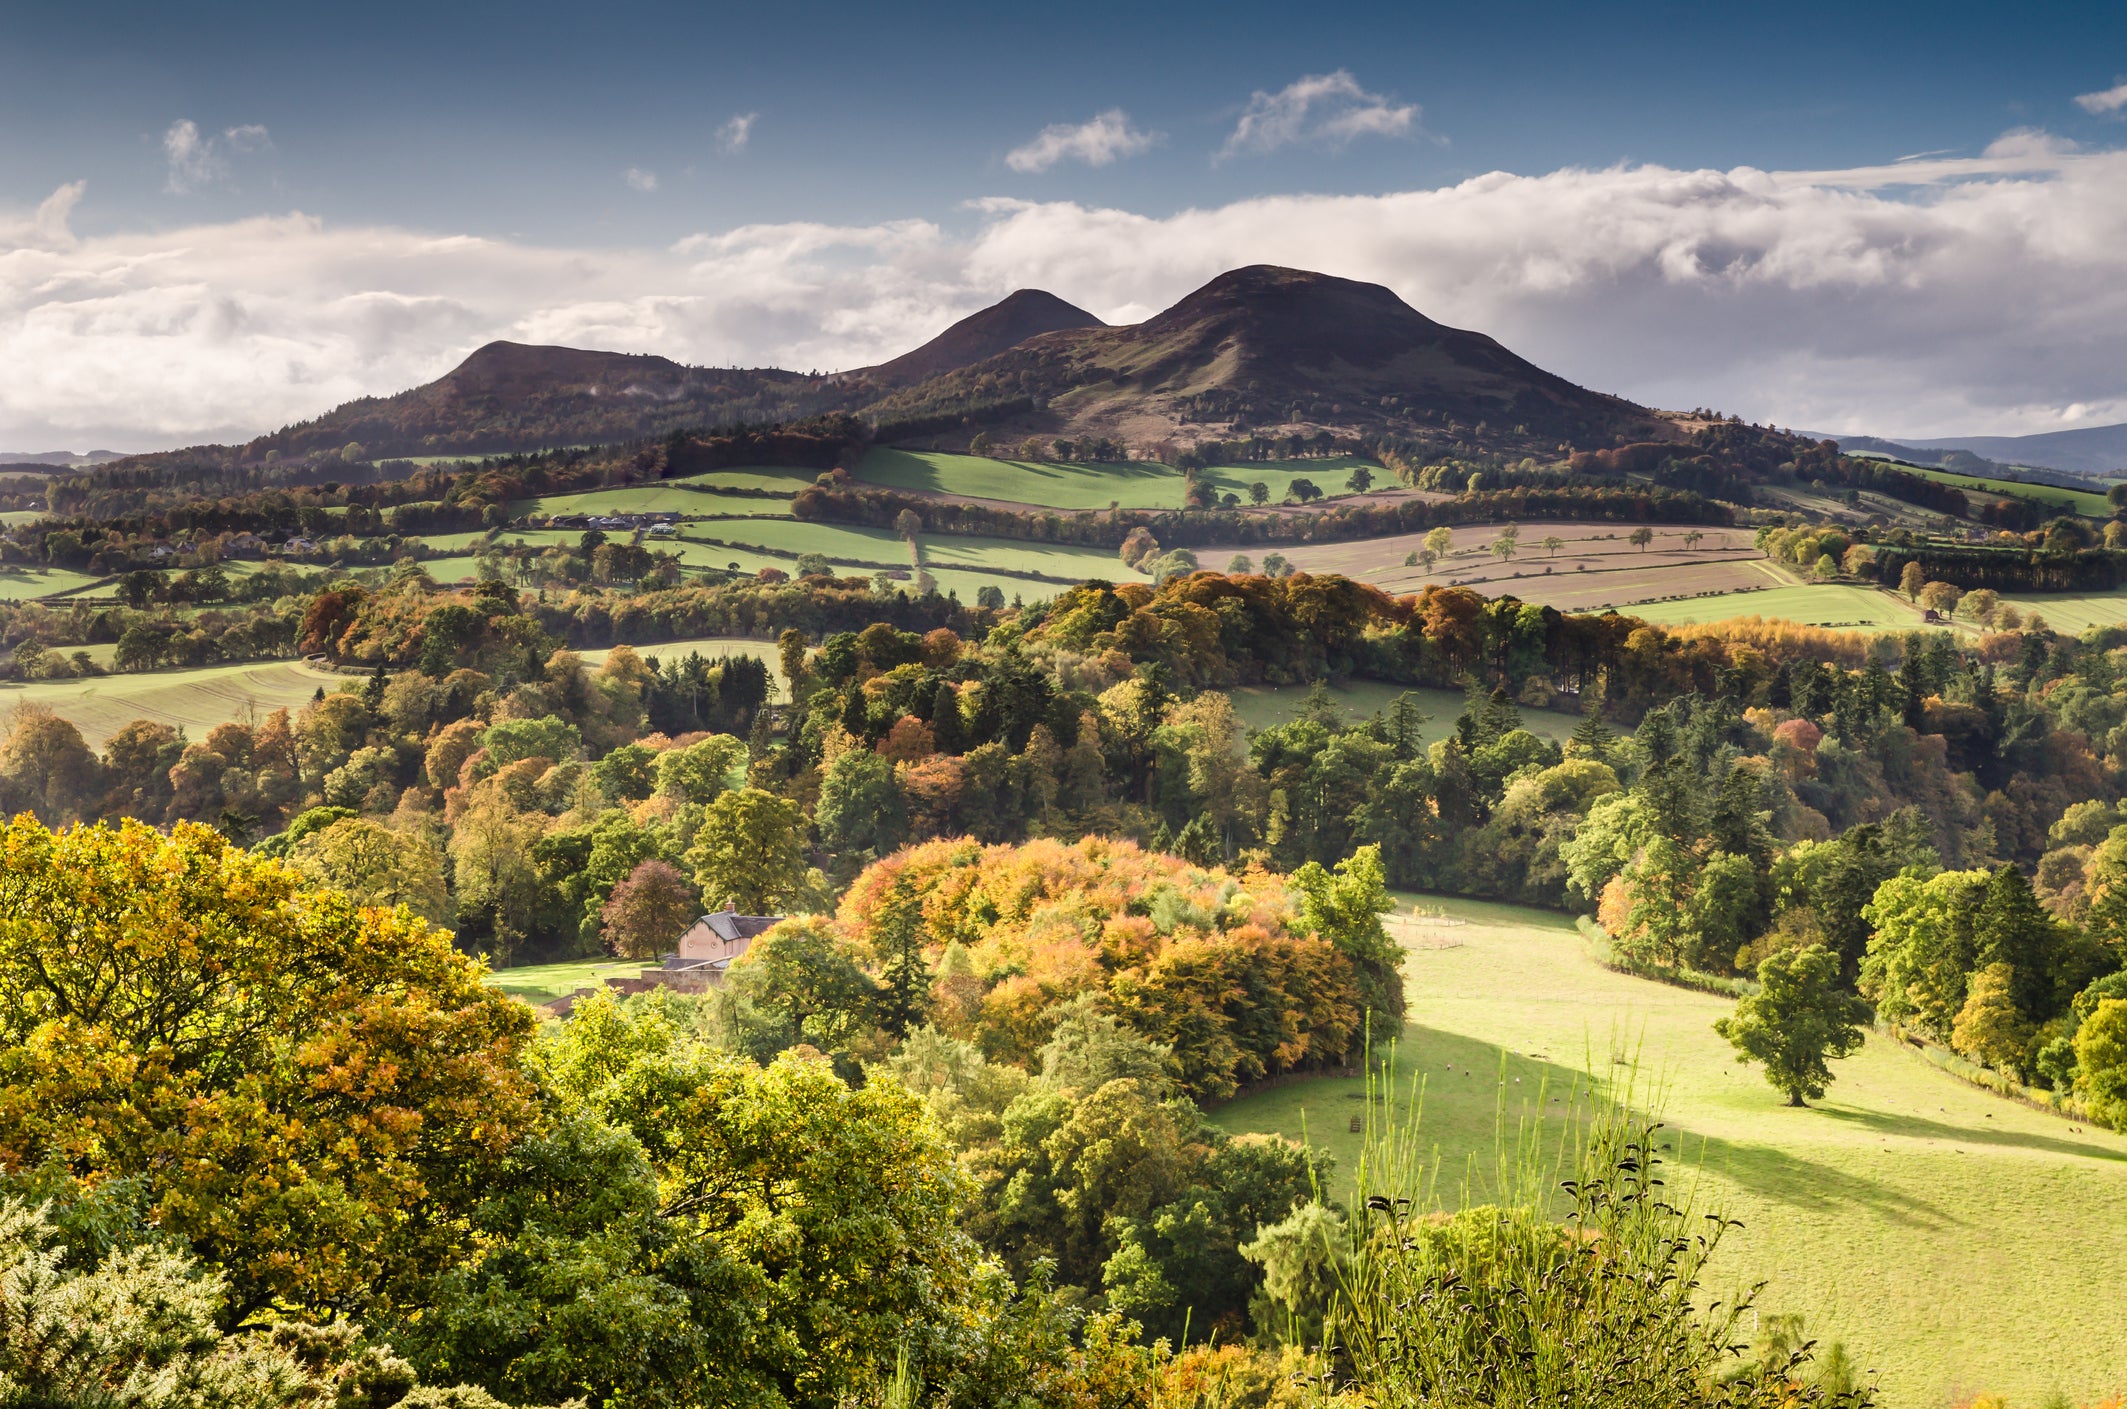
xmin=1217 ymin=894 xmax=2127 ymax=1407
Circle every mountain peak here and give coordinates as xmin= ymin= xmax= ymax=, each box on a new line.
xmin=858 ymin=289 xmax=1105 ymax=386
xmin=437 ymin=341 xmax=693 ymax=398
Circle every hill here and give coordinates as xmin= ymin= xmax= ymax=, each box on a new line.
xmin=865 ymin=265 xmax=1664 ymax=452
xmin=1219 ymin=896 xmax=2127 ymax=1407
xmin=249 ymin=341 xmax=847 ymax=459
xmin=849 ymin=288 xmax=1104 ymax=388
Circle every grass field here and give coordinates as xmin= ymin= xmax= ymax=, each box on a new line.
xmin=483 ymin=958 xmax=655 ymax=1004
xmin=857 ymin=449 xmax=1183 ymax=510
xmin=1197 ymin=456 xmax=1388 ymax=504
xmin=1997 ymin=589 xmax=2127 ymax=635
xmin=1902 ymin=464 xmax=2112 ymax=517
xmin=672 ymin=519 xmax=1140 ymax=584
xmin=0 ymin=565 xmax=103 ymax=600
xmin=1625 ymin=584 xmax=1926 ymax=631
xmin=1229 ymin=680 xmax=1576 ymax=744
xmin=0 ymin=657 xmax=345 ymax=747
xmin=1216 ymin=895 xmax=2127 ymax=1407
xmin=511 ymin=478 xmax=801 ymax=520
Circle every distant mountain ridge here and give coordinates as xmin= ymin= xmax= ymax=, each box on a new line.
xmin=1817 ymin=425 xmax=2127 ymax=479
xmin=113 ymin=265 xmax=1670 ymax=468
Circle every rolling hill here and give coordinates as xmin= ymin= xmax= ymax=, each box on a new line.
xmin=866 ymin=265 xmax=1665 ymax=450
xmin=847 ymin=288 xmax=1105 ymax=388
xmin=91 ymin=265 xmax=1676 ymax=476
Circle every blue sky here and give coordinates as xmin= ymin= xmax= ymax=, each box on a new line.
xmin=3 ymin=1 xmax=2127 ymax=447
xmin=9 ymin=0 xmax=2123 ymax=241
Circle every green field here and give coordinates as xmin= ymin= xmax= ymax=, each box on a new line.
xmin=0 ymin=565 xmax=103 ymax=600
xmin=1623 ymin=584 xmax=1923 ymax=631
xmin=1228 ymin=680 xmax=1576 ymax=744
xmin=1900 ymin=464 xmax=2112 ymax=517
xmin=1216 ymin=895 xmax=2127 ymax=1407
xmin=2 ymin=657 xmax=346 ymax=747
xmin=1197 ymin=456 xmax=1389 ymax=504
xmin=483 ymin=958 xmax=655 ymax=1005
xmin=510 ymin=477 xmax=802 ymax=520
xmin=1998 ymin=589 xmax=2127 ymax=635
xmin=673 ymin=519 xmax=1139 ymax=584
xmin=857 ymin=449 xmax=1183 ymax=510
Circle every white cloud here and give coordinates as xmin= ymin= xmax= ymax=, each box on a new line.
xmin=1219 ymin=70 xmax=1419 ymax=159
xmin=8 ymin=130 xmax=2127 ymax=447
xmin=1006 ymin=109 xmax=1159 ymax=173
xmin=624 ymin=167 xmax=659 ymax=193
xmin=163 ymin=119 xmax=273 ymax=194
xmin=718 ymin=113 xmax=757 ymax=154
xmin=2077 ymin=81 xmax=2127 ymax=115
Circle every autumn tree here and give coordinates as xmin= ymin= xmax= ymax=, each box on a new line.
xmin=0 ymin=816 xmax=536 ymax=1323
xmin=291 ymin=816 xmax=452 ymax=925
xmin=1899 ymin=560 xmax=1926 ymax=601
xmin=688 ymin=786 xmax=811 ymax=914
xmin=599 ymin=858 xmax=700 ymax=958
xmin=1715 ymin=944 xmax=1871 ymax=1106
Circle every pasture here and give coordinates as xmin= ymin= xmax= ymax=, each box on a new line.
xmin=1197 ymin=455 xmax=1389 ymax=504
xmin=1 ymin=656 xmax=345 ymax=747
xmin=1625 ymin=584 xmax=1923 ymax=631
xmin=1228 ymin=680 xmax=1576 ymax=744
xmin=1997 ymin=588 xmax=2127 ymax=635
xmin=857 ymin=449 xmax=1182 ymax=510
xmin=510 ymin=476 xmax=803 ymax=520
xmin=0 ymin=565 xmax=104 ymax=600
xmin=1216 ymin=895 xmax=2127 ymax=1408
xmin=484 ymin=958 xmax=655 ymax=1005
xmin=1900 ymin=464 xmax=2112 ymax=517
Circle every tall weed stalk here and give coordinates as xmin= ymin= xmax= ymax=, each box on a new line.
xmin=1324 ymin=1050 xmax=1873 ymax=1408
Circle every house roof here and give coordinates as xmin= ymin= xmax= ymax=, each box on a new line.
xmin=699 ymin=907 xmax=782 ymax=942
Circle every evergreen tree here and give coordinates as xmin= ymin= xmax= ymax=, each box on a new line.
xmin=871 ymin=877 xmax=932 ymax=1037
xmin=929 ymin=679 xmax=965 ymax=753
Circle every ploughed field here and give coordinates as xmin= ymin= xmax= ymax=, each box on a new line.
xmin=1216 ymin=895 xmax=2127 ymax=1409
xmin=0 ymin=656 xmax=345 ymax=748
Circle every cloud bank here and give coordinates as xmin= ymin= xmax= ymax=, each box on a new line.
xmin=5 ymin=136 xmax=2127 ymax=447
xmin=1006 ymin=110 xmax=1160 ymax=173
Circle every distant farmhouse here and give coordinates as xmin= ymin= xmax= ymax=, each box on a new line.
xmin=598 ymin=907 xmax=783 ymax=1000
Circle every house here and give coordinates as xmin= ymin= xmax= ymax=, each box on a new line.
xmin=225 ymin=532 xmax=266 ymax=558
xmin=602 ymin=907 xmax=784 ymax=998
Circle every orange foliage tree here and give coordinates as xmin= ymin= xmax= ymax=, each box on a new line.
xmin=838 ymin=836 xmax=1362 ymax=1099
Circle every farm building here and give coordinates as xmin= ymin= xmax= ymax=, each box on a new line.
xmin=600 ymin=907 xmax=783 ymax=999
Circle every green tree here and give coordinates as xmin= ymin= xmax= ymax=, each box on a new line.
xmin=1716 ymin=944 xmax=1872 ymax=1106
xmin=815 ymin=749 xmax=908 ymax=859
xmin=655 ymin=734 xmax=748 ymax=805
xmin=1346 ymin=466 xmax=1373 ymax=493
xmin=687 ymin=787 xmax=810 ymax=914
xmin=1950 ymin=962 xmax=2033 ymax=1077
xmin=868 ymin=878 xmax=933 ymax=1038
xmin=1629 ymin=526 xmax=1654 ymax=552
xmin=2074 ymin=998 xmax=2127 ymax=1125
xmin=1247 ymin=481 xmax=1269 ymax=506
xmin=1291 ymin=844 xmax=1405 ymax=1026
xmin=291 ymin=816 xmax=453 ymax=925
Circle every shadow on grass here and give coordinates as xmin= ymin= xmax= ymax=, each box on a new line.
xmin=1805 ymin=1102 xmax=2127 ymax=1165
xmin=1248 ymin=1022 xmax=1961 ymax=1233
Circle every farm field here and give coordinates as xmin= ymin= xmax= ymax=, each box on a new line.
xmin=0 ymin=565 xmax=103 ymax=600
xmin=484 ymin=958 xmax=655 ymax=1005
xmin=674 ymin=519 xmax=1141 ymax=584
xmin=857 ymin=449 xmax=1182 ymax=510
xmin=1197 ymin=455 xmax=1388 ymax=504
xmin=1205 ymin=523 xmax=1775 ymax=612
xmin=511 ymin=478 xmax=800 ymax=519
xmin=1229 ymin=680 xmax=1576 ymax=744
xmin=1626 ymin=584 xmax=1925 ymax=631
xmin=1 ymin=656 xmax=344 ymax=747
xmin=1997 ymin=588 xmax=2127 ymax=635
xmin=1216 ymin=894 xmax=2127 ymax=1408
xmin=1902 ymin=464 xmax=2111 ymax=517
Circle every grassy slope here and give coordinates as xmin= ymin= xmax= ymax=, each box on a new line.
xmin=510 ymin=479 xmax=802 ymax=519
xmin=2 ymin=658 xmax=347 ymax=747
xmin=1900 ymin=465 xmax=2111 ymax=517
xmin=859 ymin=449 xmax=1182 ymax=510
xmin=1216 ymin=895 xmax=2127 ymax=1407
xmin=0 ymin=566 xmax=102 ymax=600
xmin=1997 ymin=589 xmax=2127 ymax=635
